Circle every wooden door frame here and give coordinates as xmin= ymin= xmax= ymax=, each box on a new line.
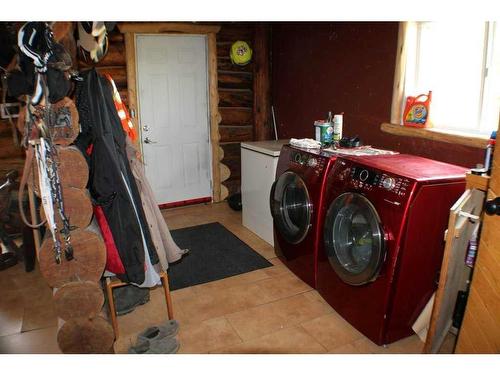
xmin=118 ymin=22 xmax=222 ymax=203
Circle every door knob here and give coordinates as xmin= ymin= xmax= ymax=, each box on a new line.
xmin=144 ymin=137 xmax=157 ymax=144
xmin=485 ymin=197 xmax=500 ymax=216
xmin=143 ymin=125 xmax=150 ymax=132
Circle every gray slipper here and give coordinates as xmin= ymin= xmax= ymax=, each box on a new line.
xmin=128 ymin=336 xmax=180 ymax=354
xmin=136 ymin=320 xmax=180 ymax=344
xmin=110 ymin=285 xmax=150 ymax=316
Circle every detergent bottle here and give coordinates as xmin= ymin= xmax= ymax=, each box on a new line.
xmin=403 ymin=91 xmax=432 ymax=128
xmin=484 ymin=131 xmax=496 ymax=175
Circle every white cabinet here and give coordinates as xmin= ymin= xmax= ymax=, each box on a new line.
xmin=241 ymin=140 xmax=288 ymax=246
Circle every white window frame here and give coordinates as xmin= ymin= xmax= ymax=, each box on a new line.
xmin=391 ymin=21 xmax=499 ymax=138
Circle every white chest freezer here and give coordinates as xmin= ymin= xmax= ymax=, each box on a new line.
xmin=240 ymin=140 xmax=289 ymax=246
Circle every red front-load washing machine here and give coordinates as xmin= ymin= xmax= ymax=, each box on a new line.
xmin=316 ymin=154 xmax=468 ymax=345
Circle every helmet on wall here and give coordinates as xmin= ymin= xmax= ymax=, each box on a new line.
xmin=229 ymin=40 xmax=252 ymax=66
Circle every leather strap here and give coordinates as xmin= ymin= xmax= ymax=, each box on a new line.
xmin=18 ymin=145 xmax=46 ymax=228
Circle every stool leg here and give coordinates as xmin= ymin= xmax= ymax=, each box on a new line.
xmin=161 ymin=273 xmax=174 ymax=320
xmin=105 ymin=278 xmax=120 ymax=339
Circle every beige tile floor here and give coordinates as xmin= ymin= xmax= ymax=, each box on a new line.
xmin=0 ymin=201 xmax=456 ymax=354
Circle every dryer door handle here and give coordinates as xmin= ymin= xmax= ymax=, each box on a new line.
xmin=269 ymin=180 xmax=277 ymax=218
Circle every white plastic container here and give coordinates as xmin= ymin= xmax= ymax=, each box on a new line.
xmin=333 ymin=114 xmax=343 ymax=142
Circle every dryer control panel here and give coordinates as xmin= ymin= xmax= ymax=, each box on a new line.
xmin=350 ymin=167 xmax=411 ymax=197
xmin=290 ymin=151 xmax=327 ymax=174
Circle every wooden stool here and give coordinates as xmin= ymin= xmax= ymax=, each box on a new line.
xmin=104 ymin=271 xmax=174 ymax=339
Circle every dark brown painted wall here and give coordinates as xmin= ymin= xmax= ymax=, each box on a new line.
xmin=271 ymin=22 xmax=484 ymax=168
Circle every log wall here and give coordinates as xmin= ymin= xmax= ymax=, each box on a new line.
xmin=217 ymin=24 xmax=256 ymax=197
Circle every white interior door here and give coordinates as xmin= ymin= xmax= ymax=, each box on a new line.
xmin=136 ymin=34 xmax=212 ymax=205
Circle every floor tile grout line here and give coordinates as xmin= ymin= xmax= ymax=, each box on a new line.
xmin=171 ymin=271 xmax=315 ymax=326
xmin=0 ymin=325 xmax=54 ymax=340
xmin=220 ymin=315 xmax=245 ymax=346
xmin=170 ymin=266 xmax=287 ymax=304
xmin=207 ymin=323 xmax=331 ymax=354
xmin=189 ymin=268 xmax=302 ymax=298
xmin=220 ymin=295 xmax=336 ymax=344
xmin=187 ymin=286 xmax=315 ymax=326
xmin=174 ymin=287 xmax=322 ymax=331
xmin=20 ymin=323 xmax=58 ymax=335
xmin=176 ymin=316 xmax=244 ymax=354
xmin=293 ymin=323 xmax=331 ymax=353
xmin=298 ymin=316 xmax=366 ymax=353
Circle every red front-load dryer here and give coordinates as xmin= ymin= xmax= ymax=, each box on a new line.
xmin=270 ymin=144 xmax=336 ymax=288
xmin=316 ymin=154 xmax=468 ymax=345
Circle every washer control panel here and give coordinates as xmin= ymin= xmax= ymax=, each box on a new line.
xmin=349 ymin=167 xmax=411 ymax=197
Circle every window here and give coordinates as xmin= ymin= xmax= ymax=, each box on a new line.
xmin=393 ymin=22 xmax=500 ymax=136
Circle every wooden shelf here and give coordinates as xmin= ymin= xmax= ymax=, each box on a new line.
xmin=381 ymin=123 xmax=489 ymax=149
xmin=466 ymin=172 xmax=490 ymax=191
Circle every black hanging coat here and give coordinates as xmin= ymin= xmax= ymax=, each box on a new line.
xmin=75 ymin=68 xmax=159 ymax=284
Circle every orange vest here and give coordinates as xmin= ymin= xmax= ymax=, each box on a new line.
xmin=105 ymin=73 xmax=138 ymax=142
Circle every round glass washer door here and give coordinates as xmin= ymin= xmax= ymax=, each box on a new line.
xmin=270 ymin=171 xmax=312 ymax=244
xmin=323 ymin=192 xmax=385 ymax=285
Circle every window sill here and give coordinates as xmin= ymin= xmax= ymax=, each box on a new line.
xmin=380 ymin=123 xmax=489 ymax=149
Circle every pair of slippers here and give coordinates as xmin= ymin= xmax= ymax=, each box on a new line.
xmin=128 ymin=320 xmax=180 ymax=354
